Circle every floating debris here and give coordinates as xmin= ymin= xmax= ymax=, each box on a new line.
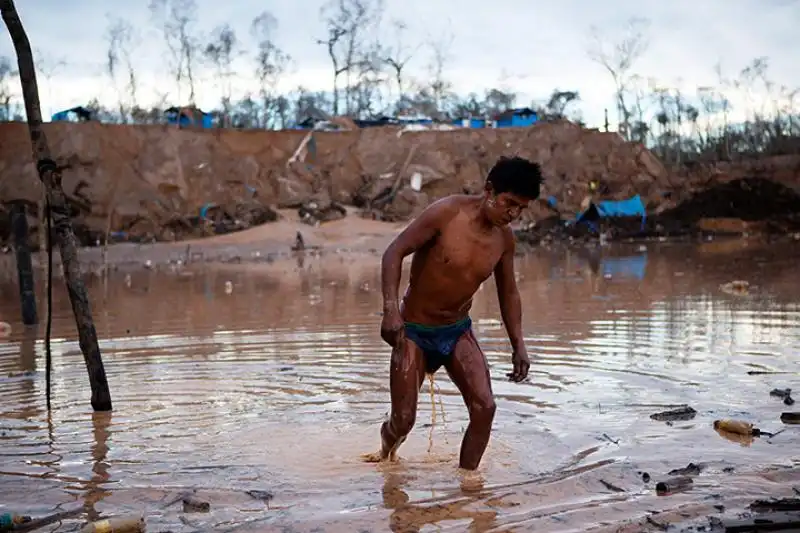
xmin=668 ymin=462 xmax=705 ymax=476
xmin=655 ymin=476 xmax=693 ymax=495
xmin=650 ymin=405 xmax=697 ymax=422
xmin=720 ymin=279 xmax=750 ymax=296
xmin=182 ymin=495 xmax=210 ymax=513
xmin=780 ymin=412 xmax=800 ymax=424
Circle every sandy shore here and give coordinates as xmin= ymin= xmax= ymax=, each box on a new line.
xmin=0 ymin=208 xmax=408 ymax=276
xmin=0 ymin=206 xmax=793 ymax=282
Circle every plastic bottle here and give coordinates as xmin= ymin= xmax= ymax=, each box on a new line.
xmin=713 ymin=419 xmax=760 ymax=436
xmin=79 ymin=516 xmax=145 ymax=533
xmin=0 ymin=514 xmax=32 ymax=532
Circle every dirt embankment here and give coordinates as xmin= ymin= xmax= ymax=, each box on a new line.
xmin=0 ymin=120 xmax=799 ymax=250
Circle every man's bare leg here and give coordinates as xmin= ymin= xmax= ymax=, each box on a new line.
xmin=445 ymin=329 xmax=497 ymax=471
xmin=364 ymin=337 xmax=426 ymax=462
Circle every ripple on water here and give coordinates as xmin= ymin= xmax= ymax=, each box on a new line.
xmin=0 ymin=245 xmax=799 ymax=531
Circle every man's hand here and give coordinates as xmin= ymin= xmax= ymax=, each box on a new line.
xmin=507 ymin=348 xmax=530 ymax=382
xmin=380 ymin=305 xmax=404 ymax=347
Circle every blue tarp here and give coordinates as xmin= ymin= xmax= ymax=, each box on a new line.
xmin=576 ymin=194 xmax=646 ymax=232
xmin=601 ymin=254 xmax=647 ymax=280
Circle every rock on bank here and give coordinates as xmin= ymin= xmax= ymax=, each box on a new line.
xmin=1 ymin=119 xmax=795 ymax=247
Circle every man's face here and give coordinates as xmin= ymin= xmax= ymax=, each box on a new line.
xmin=484 ymin=190 xmax=533 ymax=226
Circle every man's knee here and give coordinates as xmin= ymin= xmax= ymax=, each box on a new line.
xmin=391 ymin=408 xmax=416 ymax=436
xmin=469 ymin=396 xmax=496 ymax=424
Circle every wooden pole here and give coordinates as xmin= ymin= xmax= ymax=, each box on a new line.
xmin=1 ymin=0 xmax=112 ymax=411
xmin=10 ymin=199 xmax=37 ymax=324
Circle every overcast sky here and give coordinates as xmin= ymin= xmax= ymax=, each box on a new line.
xmin=0 ymin=0 xmax=797 ymax=128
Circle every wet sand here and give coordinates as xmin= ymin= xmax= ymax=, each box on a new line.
xmin=0 ymin=208 xmax=408 ymax=276
xmin=0 ymin=242 xmax=799 ymax=532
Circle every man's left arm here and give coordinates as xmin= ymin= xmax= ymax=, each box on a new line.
xmin=494 ymin=229 xmax=530 ymax=382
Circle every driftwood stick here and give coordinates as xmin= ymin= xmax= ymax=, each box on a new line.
xmin=1 ymin=0 xmax=112 ymax=411
xmin=13 ymin=507 xmax=84 ymax=532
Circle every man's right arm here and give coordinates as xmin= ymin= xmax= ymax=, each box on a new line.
xmin=380 ymin=199 xmax=456 ymax=312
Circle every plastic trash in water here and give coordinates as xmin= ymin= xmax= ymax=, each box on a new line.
xmin=1 ymin=513 xmax=32 ymax=532
xmin=79 ymin=516 xmax=145 ymax=533
xmin=410 ymin=172 xmax=423 ymax=192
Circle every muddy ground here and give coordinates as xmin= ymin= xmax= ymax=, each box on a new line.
xmin=0 ymin=121 xmax=799 ymax=251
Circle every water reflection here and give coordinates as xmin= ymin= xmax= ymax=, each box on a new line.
xmin=381 ymin=470 xmax=499 ymax=533
xmin=84 ymin=412 xmax=112 ymax=521
xmin=0 ymin=242 xmax=798 ymax=532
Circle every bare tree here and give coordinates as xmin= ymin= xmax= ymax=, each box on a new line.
xmin=425 ymin=27 xmax=455 ymax=116
xmin=543 ymin=89 xmax=581 ymax=119
xmin=251 ymin=11 xmax=291 ymax=128
xmin=149 ymin=0 xmax=199 ymax=104
xmin=0 ymin=54 xmax=16 ymax=119
xmin=317 ymin=0 xmax=382 ymax=115
xmin=204 ymin=24 xmax=238 ymax=124
xmin=105 ymin=17 xmax=139 ymax=121
xmin=382 ymin=19 xmax=417 ymax=107
xmin=483 ymin=88 xmax=516 ymax=117
xmin=32 ymin=48 xmax=65 ymax=118
xmin=351 ymin=42 xmax=388 ymax=117
xmin=586 ymin=17 xmax=650 ymax=140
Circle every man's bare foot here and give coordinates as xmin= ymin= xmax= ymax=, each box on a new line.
xmin=361 ymin=433 xmax=406 ymax=463
xmin=360 ymin=451 xmax=385 ymax=463
xmin=458 ymin=468 xmax=485 ymax=493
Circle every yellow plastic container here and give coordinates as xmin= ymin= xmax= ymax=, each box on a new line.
xmin=79 ymin=516 xmax=145 ymax=533
xmin=713 ymin=419 xmax=755 ymax=436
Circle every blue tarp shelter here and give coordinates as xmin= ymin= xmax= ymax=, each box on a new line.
xmin=451 ymin=117 xmax=487 ymax=128
xmin=51 ymin=106 xmax=94 ymax=122
xmin=164 ymin=106 xmax=212 ymax=128
xmin=495 ymin=108 xmax=538 ymax=128
xmin=576 ymin=194 xmax=647 ymax=232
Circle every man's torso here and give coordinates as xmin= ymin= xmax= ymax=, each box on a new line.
xmin=401 ymin=198 xmax=509 ymax=325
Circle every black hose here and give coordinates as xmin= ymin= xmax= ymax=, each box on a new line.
xmin=45 ymin=196 xmax=52 ymax=411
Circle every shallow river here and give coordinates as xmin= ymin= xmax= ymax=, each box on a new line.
xmin=1 ymin=241 xmax=799 ymax=532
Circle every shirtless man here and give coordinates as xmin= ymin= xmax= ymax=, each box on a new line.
xmin=376 ymin=156 xmax=543 ymax=471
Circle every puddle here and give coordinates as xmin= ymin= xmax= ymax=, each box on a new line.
xmin=0 ymin=242 xmax=799 ymax=531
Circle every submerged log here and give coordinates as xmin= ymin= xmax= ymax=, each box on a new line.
xmin=1 ymin=0 xmax=112 ymax=411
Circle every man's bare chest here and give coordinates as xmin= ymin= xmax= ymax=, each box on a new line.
xmin=432 ymin=229 xmax=505 ymax=283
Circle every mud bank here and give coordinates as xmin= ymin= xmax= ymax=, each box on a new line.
xmin=2 ymin=120 xmax=799 ymax=250
xmin=518 ymin=177 xmax=800 ymax=247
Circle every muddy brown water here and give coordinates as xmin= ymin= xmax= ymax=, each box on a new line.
xmin=1 ymin=241 xmax=799 ymax=532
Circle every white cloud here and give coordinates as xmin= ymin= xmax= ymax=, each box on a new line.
xmin=0 ymin=0 xmax=797 ymax=128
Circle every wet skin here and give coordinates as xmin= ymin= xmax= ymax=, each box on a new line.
xmin=377 ymin=185 xmax=534 ymax=471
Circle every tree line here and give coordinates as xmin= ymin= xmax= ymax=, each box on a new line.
xmin=0 ymin=0 xmax=798 ymax=164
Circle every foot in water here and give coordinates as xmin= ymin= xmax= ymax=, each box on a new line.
xmin=458 ymin=468 xmax=485 ymax=493
xmin=361 ymin=434 xmax=406 ymax=463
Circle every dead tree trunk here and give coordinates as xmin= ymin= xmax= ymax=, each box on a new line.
xmin=10 ymin=200 xmax=37 ymax=324
xmin=1 ymin=0 xmax=112 ymax=411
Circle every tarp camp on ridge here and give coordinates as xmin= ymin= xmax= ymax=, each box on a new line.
xmin=575 ymin=194 xmax=647 ymax=231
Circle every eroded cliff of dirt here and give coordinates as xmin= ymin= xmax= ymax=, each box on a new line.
xmin=0 ymin=120 xmax=798 ymax=247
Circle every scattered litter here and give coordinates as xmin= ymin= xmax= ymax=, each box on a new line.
xmin=668 ymin=462 xmax=705 ymax=476
xmin=599 ymin=479 xmax=625 ymax=492
xmin=720 ymin=280 xmax=750 ymax=296
xmin=655 ymin=476 xmax=693 ymax=495
xmin=650 ymin=405 xmax=697 ymax=422
xmin=780 ymin=412 xmax=800 ymax=424
xmin=80 ymin=515 xmax=145 ymax=533
xmin=182 ymin=495 xmax=210 ymax=513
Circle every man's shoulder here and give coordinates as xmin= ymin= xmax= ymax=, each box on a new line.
xmin=421 ymin=194 xmax=473 ymax=221
xmin=499 ymin=224 xmax=516 ymax=251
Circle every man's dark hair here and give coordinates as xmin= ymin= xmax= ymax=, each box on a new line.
xmin=485 ymin=156 xmax=543 ymax=199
